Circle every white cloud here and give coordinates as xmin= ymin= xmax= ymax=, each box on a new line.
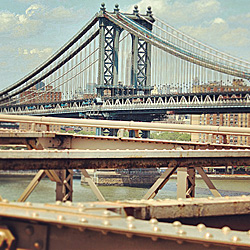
xmin=0 ymin=12 xmax=16 ymax=33
xmin=228 ymin=12 xmax=250 ymax=26
xmin=213 ymin=17 xmax=226 ymax=24
xmin=46 ymin=6 xmax=74 ymax=20
xmin=0 ymin=10 xmax=42 ymax=37
xmin=128 ymin=0 xmax=220 ymax=24
xmin=128 ymin=0 xmax=249 ymax=60
xmin=15 ymin=46 xmax=53 ymax=76
xmin=180 ymin=18 xmax=250 ymax=52
xmin=17 ymin=0 xmax=38 ymax=2
xmin=0 ymin=4 xmax=85 ymax=38
xmin=18 ymin=47 xmax=53 ymax=58
xmin=25 ymin=4 xmax=45 ymax=17
xmin=0 ymin=62 xmax=7 ymax=67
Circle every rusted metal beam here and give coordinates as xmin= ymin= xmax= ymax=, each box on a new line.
xmin=45 ymin=170 xmax=62 ymax=183
xmin=109 ymin=196 xmax=250 ymax=227
xmin=143 ymin=167 xmax=177 ymax=199
xmin=81 ymin=169 xmax=105 ymax=202
xmin=1 ymin=131 xmax=250 ymax=150
xmin=196 ymin=167 xmax=222 ymax=197
xmin=0 ymin=149 xmax=249 ymax=170
xmin=17 ymin=170 xmax=46 ymax=202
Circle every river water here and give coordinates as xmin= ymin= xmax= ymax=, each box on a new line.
xmin=0 ymin=176 xmax=249 ymax=203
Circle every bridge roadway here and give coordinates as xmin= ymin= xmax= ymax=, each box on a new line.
xmin=1 ymin=91 xmax=250 ymax=120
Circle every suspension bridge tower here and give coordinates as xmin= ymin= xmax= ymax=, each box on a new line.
xmin=97 ymin=3 xmax=155 ymax=97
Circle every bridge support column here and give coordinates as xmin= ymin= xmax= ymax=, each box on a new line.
xmin=113 ymin=11 xmax=120 ymax=88
xmin=143 ymin=167 xmax=178 ymax=200
xmin=98 ymin=4 xmax=122 ymax=96
xmin=131 ymin=35 xmax=139 ymax=88
xmin=177 ymin=167 xmax=196 ymax=199
xmin=177 ymin=167 xmax=188 ymax=199
xmin=144 ymin=166 xmax=221 ymax=200
xmin=130 ymin=6 xmax=154 ymax=94
xmin=98 ymin=6 xmax=105 ymax=95
xmin=146 ymin=43 xmax=151 ymax=89
xmin=55 ymin=170 xmax=73 ymax=202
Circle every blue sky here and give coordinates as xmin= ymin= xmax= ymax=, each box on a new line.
xmin=0 ymin=0 xmax=249 ymax=90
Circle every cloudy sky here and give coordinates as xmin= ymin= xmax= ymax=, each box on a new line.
xmin=0 ymin=0 xmax=249 ymax=90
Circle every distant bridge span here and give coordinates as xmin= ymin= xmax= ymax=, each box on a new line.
xmin=0 ymin=4 xmax=249 ymax=118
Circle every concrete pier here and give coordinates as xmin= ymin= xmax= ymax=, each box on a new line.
xmin=81 ymin=169 xmax=161 ymax=187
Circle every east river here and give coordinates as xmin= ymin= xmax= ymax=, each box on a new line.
xmin=0 ymin=176 xmax=249 ymax=203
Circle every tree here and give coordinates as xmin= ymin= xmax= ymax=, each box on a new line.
xmin=150 ymin=131 xmax=191 ymax=141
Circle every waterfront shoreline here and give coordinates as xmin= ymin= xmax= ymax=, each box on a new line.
xmin=170 ymin=174 xmax=250 ymax=180
xmin=0 ymin=171 xmax=249 ymax=181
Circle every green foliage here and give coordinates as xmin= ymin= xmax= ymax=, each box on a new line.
xmin=0 ymin=146 xmax=26 ymax=150
xmin=235 ymin=166 xmax=250 ymax=171
xmin=77 ymin=130 xmax=95 ymax=135
xmin=150 ymin=131 xmax=191 ymax=141
xmin=67 ymin=130 xmax=76 ymax=134
xmin=61 ymin=129 xmax=95 ymax=135
xmin=123 ymin=130 xmax=129 ymax=137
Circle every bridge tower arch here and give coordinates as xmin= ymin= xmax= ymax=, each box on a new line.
xmin=97 ymin=4 xmax=155 ymax=97
xmin=130 ymin=5 xmax=154 ymax=95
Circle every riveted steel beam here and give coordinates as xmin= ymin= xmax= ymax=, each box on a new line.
xmin=1 ymin=131 xmax=250 ymax=151
xmin=0 ymin=149 xmax=250 ymax=170
xmin=0 ymin=199 xmax=249 ymax=249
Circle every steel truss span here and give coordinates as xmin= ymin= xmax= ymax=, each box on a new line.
xmin=1 ymin=91 xmax=250 ymax=118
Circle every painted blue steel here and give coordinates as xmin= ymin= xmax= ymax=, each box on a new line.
xmin=115 ymin=13 xmax=249 ymax=80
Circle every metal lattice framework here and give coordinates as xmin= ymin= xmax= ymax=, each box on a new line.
xmin=137 ymin=39 xmax=148 ymax=86
xmin=103 ymin=25 xmax=115 ymax=85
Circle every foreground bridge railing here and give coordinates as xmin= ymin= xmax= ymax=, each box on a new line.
xmin=0 ymin=196 xmax=249 ymax=250
xmin=1 ymin=114 xmax=250 ymax=136
xmin=0 ymin=114 xmax=250 ymax=249
xmin=0 ymin=197 xmax=249 ymax=250
xmin=0 ymin=113 xmax=250 ymax=202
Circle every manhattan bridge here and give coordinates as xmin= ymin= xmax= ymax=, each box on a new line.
xmin=0 ymin=4 xmax=250 ymax=121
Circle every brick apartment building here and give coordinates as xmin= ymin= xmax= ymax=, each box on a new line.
xmin=191 ymin=79 xmax=250 ymax=145
xmin=20 ymin=82 xmax=61 ymax=104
